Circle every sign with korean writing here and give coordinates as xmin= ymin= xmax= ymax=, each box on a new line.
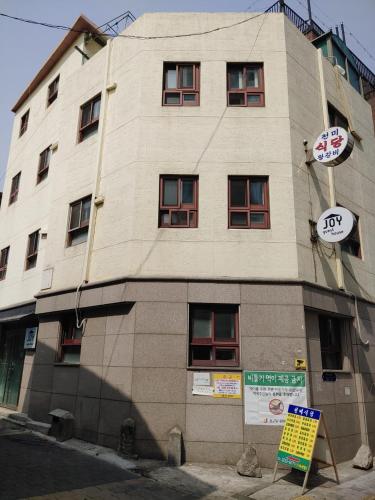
xmin=244 ymin=371 xmax=307 ymax=425
xmin=276 ymin=404 xmax=321 ymax=472
xmin=213 ymin=373 xmax=241 ymax=398
xmin=313 ymin=127 xmax=354 ymax=166
xmin=24 ymin=327 xmax=38 ymax=349
xmin=317 ymin=206 xmax=356 ymax=243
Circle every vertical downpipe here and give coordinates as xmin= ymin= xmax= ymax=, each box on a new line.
xmin=317 ymin=49 xmax=345 ymax=290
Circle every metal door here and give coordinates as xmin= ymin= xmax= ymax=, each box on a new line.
xmin=0 ymin=328 xmax=25 ymax=408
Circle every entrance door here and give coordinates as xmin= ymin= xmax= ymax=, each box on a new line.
xmin=0 ymin=328 xmax=25 ymax=408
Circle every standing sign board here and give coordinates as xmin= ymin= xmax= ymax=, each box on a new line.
xmin=244 ymin=371 xmax=307 ymax=425
xmin=313 ymin=127 xmax=354 ymax=167
xmin=273 ymin=404 xmax=339 ymax=494
xmin=316 ymin=206 xmax=356 ymax=243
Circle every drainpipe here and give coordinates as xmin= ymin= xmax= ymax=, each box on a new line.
xmin=317 ymin=49 xmax=345 ymax=290
xmin=81 ymin=38 xmax=113 ymax=285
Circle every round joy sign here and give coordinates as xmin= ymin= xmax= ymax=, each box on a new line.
xmin=317 ymin=207 xmax=356 ymax=243
xmin=313 ymin=127 xmax=354 ymax=167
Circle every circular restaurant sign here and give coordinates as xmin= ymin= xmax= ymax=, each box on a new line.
xmin=317 ymin=207 xmax=356 ymax=243
xmin=313 ymin=127 xmax=354 ymax=167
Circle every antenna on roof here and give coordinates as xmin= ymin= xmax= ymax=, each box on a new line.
xmin=335 ymin=26 xmax=340 ymax=38
xmin=340 ymin=22 xmax=346 ymax=44
xmin=306 ymin=0 xmax=313 ymax=25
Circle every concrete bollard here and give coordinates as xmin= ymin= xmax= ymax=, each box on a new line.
xmin=167 ymin=426 xmax=183 ymax=466
xmin=118 ymin=417 xmax=137 ymax=458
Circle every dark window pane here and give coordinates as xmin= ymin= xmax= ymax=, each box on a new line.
xmin=92 ymin=99 xmax=101 ymax=121
xmin=230 ymin=212 xmax=248 ymax=226
xmin=246 ymin=68 xmax=259 ymax=87
xmin=166 ymin=68 xmax=177 ymax=89
xmin=62 ymin=346 xmax=81 ymax=364
xmin=182 ymin=179 xmax=194 ymax=204
xmin=215 ymin=311 xmax=235 ymax=339
xmin=163 ymin=179 xmax=178 ymax=205
xmin=229 ymin=68 xmax=243 ymax=89
xmin=171 ymin=211 xmax=188 ymax=225
xmin=183 ymin=94 xmax=196 ymax=103
xmin=180 ymin=65 xmax=193 ymax=87
xmin=250 ymin=213 xmax=265 ymax=225
xmin=160 ymin=211 xmax=169 ymax=225
xmin=228 ymin=93 xmax=245 ymax=105
xmin=70 ymin=228 xmax=88 ymax=246
xmin=189 ymin=211 xmax=197 ymax=227
xmin=192 ymin=346 xmax=212 ymax=361
xmin=70 ymin=203 xmax=81 ymax=229
xmin=250 ymin=181 xmax=264 ymax=205
xmin=165 ymin=92 xmax=180 ymax=104
xmin=230 ymin=179 xmax=247 ymax=206
xmin=81 ymin=104 xmax=91 ymax=127
xmin=192 ymin=309 xmax=211 ymax=338
xmin=319 ymin=316 xmax=342 ymax=370
xmin=81 ymin=198 xmax=91 ymax=224
xmin=247 ymin=94 xmax=261 ymax=104
xmin=216 ymin=349 xmax=236 ymax=361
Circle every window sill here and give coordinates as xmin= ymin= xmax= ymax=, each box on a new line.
xmin=187 ymin=366 xmax=242 ymax=372
xmin=54 ymin=362 xmax=80 ymax=367
xmin=322 ymin=369 xmax=351 ymax=374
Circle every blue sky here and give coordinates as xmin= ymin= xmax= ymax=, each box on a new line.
xmin=0 ymin=0 xmax=374 ymax=189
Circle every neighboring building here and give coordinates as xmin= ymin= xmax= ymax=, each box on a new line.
xmin=0 ymin=3 xmax=375 ymax=466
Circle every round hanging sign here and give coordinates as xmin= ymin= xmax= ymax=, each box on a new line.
xmin=317 ymin=206 xmax=356 ymax=243
xmin=313 ymin=127 xmax=354 ymax=167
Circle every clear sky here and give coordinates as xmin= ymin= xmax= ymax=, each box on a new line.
xmin=0 ymin=0 xmax=374 ymax=189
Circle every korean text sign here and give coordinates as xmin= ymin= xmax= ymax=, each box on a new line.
xmin=313 ymin=126 xmax=353 ymax=167
xmin=276 ymin=404 xmax=321 ymax=472
xmin=244 ymin=371 xmax=307 ymax=425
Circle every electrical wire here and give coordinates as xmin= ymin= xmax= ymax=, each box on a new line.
xmin=0 ymin=11 xmax=266 ymax=40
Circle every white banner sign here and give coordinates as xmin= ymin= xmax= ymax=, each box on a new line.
xmin=313 ymin=126 xmax=354 ymax=166
xmin=317 ymin=206 xmax=356 ymax=243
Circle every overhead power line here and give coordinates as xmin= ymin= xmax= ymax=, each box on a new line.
xmin=0 ymin=11 xmax=265 ymax=40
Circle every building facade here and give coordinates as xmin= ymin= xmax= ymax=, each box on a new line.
xmin=0 ymin=8 xmax=375 ymax=467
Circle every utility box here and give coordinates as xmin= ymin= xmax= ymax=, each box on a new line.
xmin=48 ymin=409 xmax=74 ymax=442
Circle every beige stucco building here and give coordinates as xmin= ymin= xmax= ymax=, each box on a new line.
xmin=0 ymin=6 xmax=375 ymax=467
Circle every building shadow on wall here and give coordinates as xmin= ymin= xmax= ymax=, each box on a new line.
xmin=14 ymin=304 xmax=217 ymax=499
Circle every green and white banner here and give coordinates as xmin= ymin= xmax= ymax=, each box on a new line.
xmin=244 ymin=371 xmax=307 ymax=426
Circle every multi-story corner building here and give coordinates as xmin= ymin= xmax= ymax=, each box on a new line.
xmin=0 ymin=3 xmax=375 ymax=466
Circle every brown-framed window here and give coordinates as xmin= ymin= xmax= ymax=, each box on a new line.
xmin=190 ymin=305 xmax=239 ymax=367
xmin=37 ymin=146 xmax=51 ymax=184
xmin=0 ymin=247 xmax=10 ymax=280
xmin=9 ymin=172 xmax=21 ymax=205
xmin=58 ymin=317 xmax=82 ymax=364
xmin=163 ymin=63 xmax=200 ymax=106
xmin=47 ymin=75 xmax=60 ymax=106
xmin=159 ymin=176 xmax=198 ymax=228
xmin=67 ymin=195 xmax=92 ymax=246
xmin=19 ymin=109 xmax=29 ymax=137
xmin=227 ymin=63 xmax=264 ymax=107
xmin=319 ymin=315 xmax=343 ymax=370
xmin=328 ymin=103 xmax=348 ymax=130
xmin=78 ymin=94 xmax=101 ymax=142
xmin=228 ymin=176 xmax=270 ymax=229
xmin=25 ymin=230 xmax=40 ymax=270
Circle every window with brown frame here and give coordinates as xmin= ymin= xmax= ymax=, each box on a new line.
xmin=163 ymin=63 xmax=200 ymax=106
xmin=67 ymin=195 xmax=92 ymax=246
xmin=19 ymin=109 xmax=29 ymax=137
xmin=37 ymin=146 xmax=51 ymax=184
xmin=58 ymin=316 xmax=82 ymax=364
xmin=328 ymin=103 xmax=348 ymax=130
xmin=9 ymin=172 xmax=21 ymax=205
xmin=336 ymin=204 xmax=361 ymax=258
xmin=228 ymin=176 xmax=270 ymax=229
xmin=78 ymin=94 xmax=101 ymax=142
xmin=25 ymin=230 xmax=40 ymax=270
xmin=189 ymin=305 xmax=239 ymax=367
xmin=0 ymin=246 xmax=10 ymax=281
xmin=319 ymin=315 xmax=343 ymax=370
xmin=47 ymin=75 xmax=60 ymax=107
xmin=159 ymin=176 xmax=198 ymax=228
xmin=227 ymin=63 xmax=264 ymax=107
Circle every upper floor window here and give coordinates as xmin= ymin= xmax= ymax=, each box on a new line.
xmin=37 ymin=146 xmax=51 ymax=184
xmin=328 ymin=103 xmax=348 ymax=130
xmin=0 ymin=247 xmax=10 ymax=281
xmin=79 ymin=94 xmax=101 ymax=142
xmin=163 ymin=63 xmax=200 ymax=106
xmin=19 ymin=109 xmax=29 ymax=137
xmin=319 ymin=315 xmax=344 ymax=370
xmin=340 ymin=209 xmax=361 ymax=258
xmin=25 ymin=230 xmax=40 ymax=270
xmin=159 ymin=176 xmax=198 ymax=228
xmin=228 ymin=176 xmax=270 ymax=229
xmin=9 ymin=172 xmax=21 ymax=205
xmin=67 ymin=195 xmax=91 ymax=246
xmin=59 ymin=316 xmax=82 ymax=364
xmin=189 ymin=305 xmax=239 ymax=367
xmin=47 ymin=75 xmax=60 ymax=107
xmin=227 ymin=63 xmax=264 ymax=107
